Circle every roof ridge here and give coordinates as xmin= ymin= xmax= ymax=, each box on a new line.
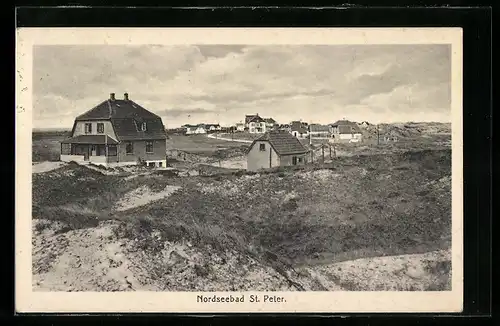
xmin=107 ymin=100 xmax=112 ymax=118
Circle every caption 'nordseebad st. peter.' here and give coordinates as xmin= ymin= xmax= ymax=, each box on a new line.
xmin=197 ymin=294 xmax=286 ymax=303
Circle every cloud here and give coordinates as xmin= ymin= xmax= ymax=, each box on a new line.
xmin=32 ymin=44 xmax=451 ymax=128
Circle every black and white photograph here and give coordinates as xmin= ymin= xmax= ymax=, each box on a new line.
xmin=16 ymin=28 xmax=463 ymax=313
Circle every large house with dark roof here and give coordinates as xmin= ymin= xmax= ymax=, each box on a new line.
xmin=60 ymin=93 xmax=167 ymax=167
xmin=329 ymin=119 xmax=363 ymax=143
xmin=246 ymin=130 xmax=309 ymax=171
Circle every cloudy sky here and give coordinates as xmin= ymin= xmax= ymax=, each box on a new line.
xmin=33 ymin=44 xmax=451 ymax=129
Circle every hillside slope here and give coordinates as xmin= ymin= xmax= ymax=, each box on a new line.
xmin=32 ymin=149 xmax=452 ymax=291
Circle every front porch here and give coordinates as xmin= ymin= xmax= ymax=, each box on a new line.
xmin=60 ymin=135 xmax=119 ymax=166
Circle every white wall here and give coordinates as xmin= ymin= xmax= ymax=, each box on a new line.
xmin=73 ymin=120 xmax=117 ymax=139
xmin=60 ymin=154 xmax=85 ymax=163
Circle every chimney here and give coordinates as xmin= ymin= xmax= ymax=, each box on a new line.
xmin=124 ymin=93 xmax=129 ymax=100
xmin=110 ymin=93 xmax=115 ymax=101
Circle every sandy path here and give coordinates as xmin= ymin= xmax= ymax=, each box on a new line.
xmin=206 ymin=134 xmax=253 ymax=143
xmin=114 ymin=185 xmax=181 ymax=211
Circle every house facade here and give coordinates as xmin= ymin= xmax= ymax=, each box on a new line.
xmin=205 ymin=123 xmax=222 ymax=133
xmin=329 ymin=120 xmax=363 ymax=143
xmin=246 ymin=131 xmax=309 ymax=171
xmin=245 ymin=114 xmax=267 ymax=133
xmin=235 ymin=123 xmax=245 ymax=132
xmin=60 ymin=93 xmax=167 ymax=167
xmin=308 ymin=124 xmax=331 ymax=138
xmin=290 ymin=121 xmax=309 ymax=138
xmin=264 ymin=118 xmax=277 ymax=130
xmin=184 ymin=124 xmax=207 ymax=134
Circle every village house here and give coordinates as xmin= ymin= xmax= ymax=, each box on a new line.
xmin=264 ymin=117 xmax=277 ymax=130
xmin=290 ymin=121 xmax=309 ymax=138
xmin=245 ymin=114 xmax=267 ymax=133
xmin=329 ymin=119 xmax=363 ymax=143
xmin=60 ymin=93 xmax=167 ymax=167
xmin=183 ymin=124 xmax=207 ymax=135
xmin=246 ymin=130 xmax=309 ymax=171
xmin=235 ymin=122 xmax=245 ymax=132
xmin=308 ymin=124 xmax=331 ymax=139
xmin=205 ymin=123 xmax=222 ymax=133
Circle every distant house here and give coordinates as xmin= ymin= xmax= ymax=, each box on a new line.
xmin=308 ymin=124 xmax=331 ymax=138
xmin=358 ymin=121 xmax=371 ymax=127
xmin=277 ymin=124 xmax=291 ymax=132
xmin=235 ymin=122 xmax=245 ymax=132
xmin=245 ymin=114 xmax=267 ymax=133
xmin=60 ymin=93 xmax=167 ymax=167
xmin=264 ymin=117 xmax=277 ymax=130
xmin=204 ymin=123 xmax=222 ymax=133
xmin=246 ymin=131 xmax=309 ymax=171
xmin=184 ymin=124 xmax=207 ymax=135
xmin=290 ymin=121 xmax=309 ymax=138
xmin=329 ymin=119 xmax=363 ymax=143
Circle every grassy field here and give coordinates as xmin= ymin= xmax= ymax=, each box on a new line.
xmin=166 ymin=134 xmax=246 ymax=154
xmin=32 ymin=130 xmax=70 ymax=162
xmin=33 ymin=148 xmax=451 ymax=267
xmin=31 ymin=125 xmax=452 ymax=291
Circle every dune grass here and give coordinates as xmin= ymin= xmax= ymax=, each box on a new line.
xmin=32 ymin=149 xmax=451 ymax=268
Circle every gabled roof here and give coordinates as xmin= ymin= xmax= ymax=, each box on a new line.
xmin=61 ymin=135 xmax=118 ymax=145
xmin=75 ymin=99 xmax=161 ymax=121
xmin=264 ymin=118 xmax=277 ymax=124
xmin=248 ymin=116 xmax=265 ymax=123
xmin=245 ymin=114 xmax=265 ymax=124
xmin=249 ymin=131 xmax=308 ymax=156
xmin=72 ymin=96 xmax=167 ymax=141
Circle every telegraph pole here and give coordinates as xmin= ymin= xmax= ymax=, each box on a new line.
xmin=376 ymin=124 xmax=380 ymax=145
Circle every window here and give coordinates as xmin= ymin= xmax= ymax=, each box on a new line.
xmin=259 ymin=143 xmax=266 ymax=151
xmin=148 ymin=162 xmax=155 ymax=167
xmin=108 ymin=145 xmax=117 ymax=156
xmin=97 ymin=123 xmax=104 ymax=134
xmin=158 ymin=162 xmax=163 ymax=167
xmin=298 ymin=157 xmax=302 ymax=163
xmin=141 ymin=122 xmax=147 ymax=131
xmin=146 ymin=141 xmax=153 ymax=153
xmin=84 ymin=123 xmax=92 ymax=134
xmin=126 ymin=142 xmax=133 ymax=154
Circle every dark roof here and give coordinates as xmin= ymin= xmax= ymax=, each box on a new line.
xmin=330 ymin=120 xmax=362 ymax=134
xmin=291 ymin=121 xmax=308 ymax=133
xmin=75 ymin=99 xmax=161 ymax=121
xmin=245 ymin=114 xmax=265 ymax=124
xmin=264 ymin=118 xmax=277 ymax=124
xmin=61 ymin=135 xmax=118 ymax=145
xmin=111 ymin=118 xmax=167 ymax=141
xmin=250 ymin=131 xmax=308 ymax=156
xmin=72 ymin=97 xmax=167 ymax=141
xmin=309 ymin=124 xmax=330 ymax=132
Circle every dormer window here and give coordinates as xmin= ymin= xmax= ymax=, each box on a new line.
xmin=141 ymin=122 xmax=147 ymax=131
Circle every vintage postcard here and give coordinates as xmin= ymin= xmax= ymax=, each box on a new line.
xmin=16 ymin=27 xmax=463 ymax=313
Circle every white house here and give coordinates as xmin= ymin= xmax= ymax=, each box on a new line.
xmin=329 ymin=120 xmax=363 ymax=143
xmin=236 ymin=122 xmax=245 ymax=132
xmin=308 ymin=124 xmax=331 ymax=139
xmin=184 ymin=124 xmax=207 ymax=135
xmin=290 ymin=121 xmax=309 ymax=138
xmin=245 ymin=114 xmax=267 ymax=133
